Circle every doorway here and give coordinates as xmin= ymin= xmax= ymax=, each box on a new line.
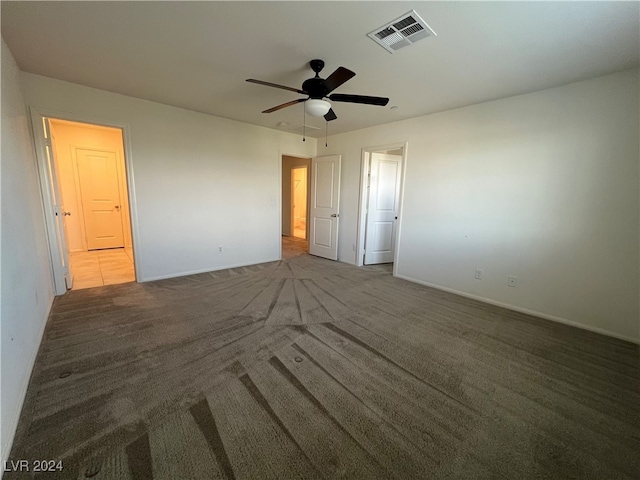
xmin=291 ymin=166 xmax=308 ymax=239
xmin=282 ymin=155 xmax=311 ymax=258
xmin=356 ymin=143 xmax=407 ymax=271
xmin=47 ymin=118 xmax=135 ymax=290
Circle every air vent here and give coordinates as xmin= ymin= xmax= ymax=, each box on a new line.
xmin=368 ymin=10 xmax=436 ymax=53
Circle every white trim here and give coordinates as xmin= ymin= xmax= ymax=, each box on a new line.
xmin=1 ymin=300 xmax=53 ymax=466
xmin=28 ymin=107 xmax=142 ymax=287
xmin=356 ymin=142 xmax=409 ymax=273
xmin=28 ymin=111 xmax=67 ymax=294
xmin=396 ymin=273 xmax=640 ymax=345
xmin=393 ymin=143 xmax=409 ymax=277
xmin=142 ymin=258 xmax=280 ymax=282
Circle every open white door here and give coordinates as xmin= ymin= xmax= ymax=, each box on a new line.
xmin=309 ymin=155 xmax=341 ymax=260
xmin=32 ymin=115 xmax=73 ymax=292
xmin=364 ymin=152 xmax=402 ymax=265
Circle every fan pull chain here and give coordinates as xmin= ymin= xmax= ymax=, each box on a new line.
xmin=325 ymin=120 xmax=328 ymax=147
xmin=302 ymin=107 xmax=306 ymax=142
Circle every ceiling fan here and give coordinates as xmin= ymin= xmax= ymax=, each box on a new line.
xmin=246 ymin=59 xmax=389 ymax=122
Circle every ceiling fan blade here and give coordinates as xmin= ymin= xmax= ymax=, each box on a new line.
xmin=246 ymin=79 xmax=305 ymax=94
xmin=324 ymin=108 xmax=337 ymax=122
xmin=262 ymin=98 xmax=305 ymax=113
xmin=323 ymin=67 xmax=356 ymax=94
xmin=329 ymin=93 xmax=389 ymax=106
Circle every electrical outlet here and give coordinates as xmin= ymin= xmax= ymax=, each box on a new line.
xmin=218 ymin=245 xmax=223 ymax=253
xmin=474 ymin=269 xmax=483 ymax=280
xmin=507 ymin=275 xmax=517 ymax=287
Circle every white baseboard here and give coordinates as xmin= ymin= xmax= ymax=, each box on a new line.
xmin=395 ymin=274 xmax=640 ymax=345
xmin=1 ymin=297 xmax=54 ymax=469
xmin=141 ymin=258 xmax=280 ymax=283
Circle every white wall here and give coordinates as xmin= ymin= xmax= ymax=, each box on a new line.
xmin=319 ymin=69 xmax=639 ymax=343
xmin=1 ymin=39 xmax=55 ymax=464
xmin=21 ymin=73 xmax=317 ymax=281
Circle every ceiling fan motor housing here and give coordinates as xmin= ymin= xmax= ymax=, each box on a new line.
xmin=302 ymin=77 xmax=330 ymax=99
xmin=303 ymin=59 xmax=330 ymax=98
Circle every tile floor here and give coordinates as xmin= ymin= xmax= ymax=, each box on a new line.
xmin=293 ymin=218 xmax=307 ymax=239
xmin=69 ymin=247 xmax=135 ymax=290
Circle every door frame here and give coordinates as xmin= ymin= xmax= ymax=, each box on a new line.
xmin=356 ymin=142 xmax=408 ymax=273
xmin=29 ymin=107 xmax=140 ymax=294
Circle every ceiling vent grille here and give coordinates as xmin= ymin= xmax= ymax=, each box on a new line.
xmin=367 ymin=10 xmax=436 ymax=53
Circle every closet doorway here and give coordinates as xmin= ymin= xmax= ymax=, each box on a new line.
xmin=281 ymin=155 xmax=311 ymax=259
xmin=356 ymin=143 xmax=407 ymax=272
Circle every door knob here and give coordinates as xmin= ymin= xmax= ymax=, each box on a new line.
xmin=331 ymin=213 xmax=339 ymax=218
xmin=114 ymin=205 xmax=120 ymax=211
xmin=63 ymin=211 xmax=71 ymax=216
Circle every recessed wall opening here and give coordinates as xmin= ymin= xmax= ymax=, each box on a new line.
xmin=281 ymin=154 xmax=311 ymax=259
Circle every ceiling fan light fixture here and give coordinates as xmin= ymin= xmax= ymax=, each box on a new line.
xmin=305 ymin=99 xmax=331 ymax=117
xmin=248 ymin=60 xmax=388 ymax=121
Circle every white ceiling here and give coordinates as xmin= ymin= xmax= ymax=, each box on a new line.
xmin=2 ymin=1 xmax=639 ymax=137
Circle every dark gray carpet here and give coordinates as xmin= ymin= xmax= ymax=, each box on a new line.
xmin=7 ymin=245 xmax=640 ymax=479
